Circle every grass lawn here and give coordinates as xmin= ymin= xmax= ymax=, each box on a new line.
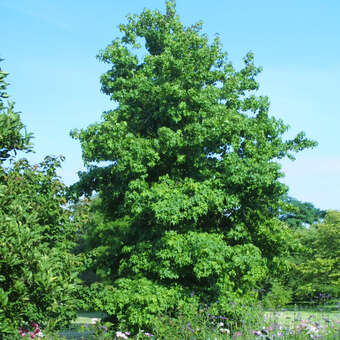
xmin=265 ymin=305 xmax=340 ymax=327
xmin=73 ymin=312 xmax=106 ymax=325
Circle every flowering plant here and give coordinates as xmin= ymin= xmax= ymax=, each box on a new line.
xmin=18 ymin=323 xmax=44 ymax=339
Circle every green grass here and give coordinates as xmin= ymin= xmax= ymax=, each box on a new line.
xmin=265 ymin=308 xmax=340 ymax=327
xmin=73 ymin=312 xmax=106 ymax=325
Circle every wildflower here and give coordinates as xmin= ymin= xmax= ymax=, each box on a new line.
xmin=308 ymin=325 xmax=319 ymax=333
xmin=33 ymin=324 xmax=41 ymax=335
xmin=91 ymin=318 xmax=99 ymax=325
xmin=19 ymin=328 xmax=25 ymax=338
xmin=30 ymin=331 xmax=35 ymax=339
xmin=252 ymin=330 xmax=262 ymax=336
xmin=233 ymin=331 xmax=242 ymax=337
xmin=186 ymin=322 xmax=194 ymax=332
xmin=144 ymin=332 xmax=153 ymax=337
xmin=116 ymin=331 xmax=129 ymax=339
xmin=220 ymin=328 xmax=230 ymax=334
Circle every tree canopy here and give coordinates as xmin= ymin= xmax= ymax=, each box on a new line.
xmin=71 ymin=0 xmax=317 ymax=331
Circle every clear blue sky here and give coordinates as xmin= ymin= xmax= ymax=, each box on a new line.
xmin=1 ymin=0 xmax=339 ymax=210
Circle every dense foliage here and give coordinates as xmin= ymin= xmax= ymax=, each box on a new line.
xmin=0 ymin=61 xmax=84 ymax=337
xmin=71 ymin=0 xmax=316 ymax=331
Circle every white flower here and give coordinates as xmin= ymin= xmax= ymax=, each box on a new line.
xmin=307 ymin=325 xmax=318 ymax=333
xmin=91 ymin=318 xmax=99 ymax=325
xmin=116 ymin=331 xmax=129 ymax=339
xmin=220 ymin=328 xmax=230 ymax=334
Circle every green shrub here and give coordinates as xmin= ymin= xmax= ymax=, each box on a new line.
xmin=91 ymin=278 xmax=188 ymax=333
xmin=0 ymin=60 xmax=86 ymax=337
xmin=263 ymin=281 xmax=292 ymax=309
xmin=88 ymin=231 xmax=266 ymax=333
xmin=0 ymin=157 xmax=84 ymax=337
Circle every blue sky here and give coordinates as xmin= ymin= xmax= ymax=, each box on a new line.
xmin=1 ymin=0 xmax=339 ymax=210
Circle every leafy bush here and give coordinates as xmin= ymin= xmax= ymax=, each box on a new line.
xmin=0 ymin=157 xmax=84 ymax=337
xmin=262 ymin=281 xmax=292 ymax=309
xmin=88 ymin=231 xmax=266 ymax=332
xmin=92 ymin=278 xmax=189 ymax=333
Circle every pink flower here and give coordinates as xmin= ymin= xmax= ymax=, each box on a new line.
xmin=233 ymin=331 xmax=242 ymax=337
xmin=144 ymin=332 xmax=153 ymax=337
xmin=252 ymin=330 xmax=262 ymax=336
xmin=19 ymin=328 xmax=25 ymax=338
xmin=30 ymin=331 xmax=35 ymax=339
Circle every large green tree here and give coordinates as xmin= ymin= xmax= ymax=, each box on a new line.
xmin=71 ymin=0 xmax=316 ymax=331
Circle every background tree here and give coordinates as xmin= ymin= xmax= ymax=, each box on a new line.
xmin=279 ymin=194 xmax=326 ymax=229
xmin=0 ymin=61 xmax=84 ymax=337
xmin=258 ymin=196 xmax=326 ymax=307
xmin=288 ymin=210 xmax=340 ymax=303
xmin=71 ymin=0 xmax=316 ymax=331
